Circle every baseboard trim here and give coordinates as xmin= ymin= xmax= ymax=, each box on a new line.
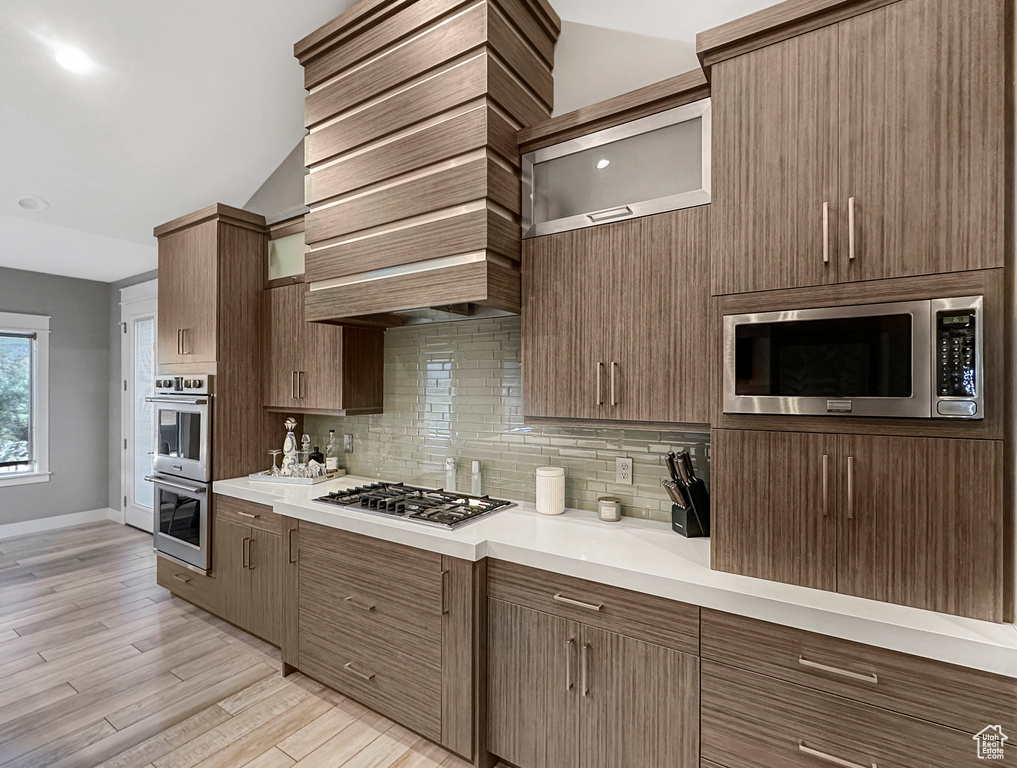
xmin=0 ymin=508 xmax=120 ymax=539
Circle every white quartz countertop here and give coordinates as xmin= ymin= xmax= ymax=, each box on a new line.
xmin=213 ymin=474 xmax=1017 ymax=678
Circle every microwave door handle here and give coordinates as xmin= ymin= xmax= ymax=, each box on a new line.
xmin=145 ymin=476 xmax=207 ymax=494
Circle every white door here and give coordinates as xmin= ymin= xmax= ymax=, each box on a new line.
xmin=121 ymin=281 xmax=158 ymax=532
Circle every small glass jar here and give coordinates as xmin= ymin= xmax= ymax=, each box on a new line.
xmin=598 ymin=496 xmax=621 ymax=522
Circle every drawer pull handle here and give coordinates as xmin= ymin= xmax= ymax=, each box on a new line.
xmin=343 ymin=662 xmax=375 ymax=682
xmin=799 ymin=741 xmax=876 ymax=768
xmin=553 ymin=593 xmax=603 ymax=612
xmin=344 ymin=596 xmax=376 ymax=612
xmin=799 ymin=656 xmax=878 ymax=684
xmin=237 ymin=510 xmax=260 ymax=519
xmin=172 ymin=574 xmax=191 ymax=584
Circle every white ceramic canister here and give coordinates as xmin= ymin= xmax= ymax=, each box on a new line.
xmin=535 ymin=467 xmax=566 ymax=516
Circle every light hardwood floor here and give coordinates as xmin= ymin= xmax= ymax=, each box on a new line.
xmin=0 ymin=521 xmax=472 ymax=768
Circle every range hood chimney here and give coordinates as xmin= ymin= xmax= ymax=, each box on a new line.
xmin=294 ymin=0 xmax=561 ymax=324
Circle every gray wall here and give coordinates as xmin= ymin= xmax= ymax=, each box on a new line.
xmin=244 ymin=141 xmax=308 ymax=224
xmin=0 ymin=267 xmax=111 ymax=525
xmin=107 ymin=270 xmax=158 ymax=513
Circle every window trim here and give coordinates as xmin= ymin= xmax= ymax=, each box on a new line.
xmin=0 ymin=312 xmax=50 ymax=488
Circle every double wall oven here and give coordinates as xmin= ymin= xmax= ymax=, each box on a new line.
xmin=147 ymin=376 xmax=213 ymax=570
xmin=723 ymin=296 xmax=984 ymax=420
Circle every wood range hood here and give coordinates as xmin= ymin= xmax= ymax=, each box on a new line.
xmin=294 ymin=0 xmax=561 ymax=326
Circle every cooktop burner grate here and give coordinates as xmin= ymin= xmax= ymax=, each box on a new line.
xmin=315 ymin=482 xmax=512 ymax=529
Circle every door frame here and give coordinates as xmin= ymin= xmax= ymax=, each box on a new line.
xmin=120 ymin=279 xmax=159 ymax=531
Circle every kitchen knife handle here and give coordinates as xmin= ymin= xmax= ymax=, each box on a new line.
xmin=596 ymin=362 xmax=603 ymax=406
xmin=822 ymin=201 xmax=830 ymax=264
xmin=846 ymin=456 xmax=855 ymax=519
xmin=822 ymin=453 xmax=829 ymax=517
xmin=848 ymin=197 xmax=856 ymax=261
xmin=610 ymin=362 xmax=618 ymax=406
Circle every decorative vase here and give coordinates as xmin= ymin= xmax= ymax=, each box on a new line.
xmin=281 ymin=417 xmax=298 ymax=477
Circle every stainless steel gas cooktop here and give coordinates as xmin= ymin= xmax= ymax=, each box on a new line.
xmin=315 ymin=482 xmax=513 ymax=529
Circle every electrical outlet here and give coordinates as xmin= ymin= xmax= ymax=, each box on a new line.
xmin=616 ymin=457 xmax=633 ymax=485
xmin=343 ymin=434 xmax=353 ymax=452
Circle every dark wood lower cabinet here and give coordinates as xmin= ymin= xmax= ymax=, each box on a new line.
xmin=487 ymin=591 xmax=700 ymax=768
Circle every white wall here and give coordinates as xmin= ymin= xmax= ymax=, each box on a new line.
xmin=552 ymin=21 xmax=699 ymax=116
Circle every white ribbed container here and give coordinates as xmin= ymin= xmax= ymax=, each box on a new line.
xmin=535 ymin=467 xmax=566 ymax=516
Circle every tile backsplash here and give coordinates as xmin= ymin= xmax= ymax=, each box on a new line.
xmin=303 ymin=317 xmax=709 ymax=522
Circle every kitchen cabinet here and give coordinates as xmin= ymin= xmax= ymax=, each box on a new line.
xmin=711 ymin=429 xmax=837 ymax=592
xmin=155 ymin=554 xmax=220 ymax=616
xmin=711 ymin=429 xmax=1005 ymax=621
xmin=287 ymin=521 xmax=480 ymax=760
xmin=154 ymin=204 xmax=268 ymax=481
xmin=212 ymin=495 xmax=283 ymax=645
xmin=263 ymin=283 xmax=384 ymax=415
xmin=707 ymin=0 xmax=1004 ymax=295
xmin=523 ymin=206 xmax=711 ymax=426
xmin=487 ymin=562 xmax=700 ymax=768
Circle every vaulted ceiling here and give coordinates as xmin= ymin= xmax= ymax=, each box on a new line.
xmin=0 ymin=0 xmax=781 ymax=283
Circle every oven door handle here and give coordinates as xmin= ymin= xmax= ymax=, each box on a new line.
xmin=145 ymin=476 xmax=207 ymax=494
xmin=145 ymin=396 xmax=209 ymax=405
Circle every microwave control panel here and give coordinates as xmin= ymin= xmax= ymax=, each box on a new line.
xmin=935 ymin=307 xmax=980 ymax=419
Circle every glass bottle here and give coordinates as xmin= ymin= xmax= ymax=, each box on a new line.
xmin=325 ymin=430 xmax=339 ymax=473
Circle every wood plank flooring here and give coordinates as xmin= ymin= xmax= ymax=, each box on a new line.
xmin=0 ymin=521 xmax=471 ymax=768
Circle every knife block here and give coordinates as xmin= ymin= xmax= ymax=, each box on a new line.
xmin=671 ymin=479 xmax=710 ymax=538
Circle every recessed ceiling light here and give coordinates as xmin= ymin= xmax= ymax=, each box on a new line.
xmin=596 ymin=159 xmax=610 ymax=170
xmin=17 ymin=196 xmax=49 ymax=212
xmin=55 ymin=45 xmax=94 ymax=74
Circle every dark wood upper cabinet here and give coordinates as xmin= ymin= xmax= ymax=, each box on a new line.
xmin=708 ymin=0 xmax=1004 ymax=295
xmin=263 ymin=283 xmax=384 ymax=415
xmin=710 ymin=23 xmax=840 ymax=295
xmin=712 ymin=428 xmax=1006 ymax=622
xmin=837 ymin=434 xmax=1004 ymax=620
xmin=712 ymin=429 xmax=838 ymax=592
xmin=523 ymin=207 xmax=712 ymax=426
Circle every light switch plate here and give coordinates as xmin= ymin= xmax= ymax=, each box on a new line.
xmin=616 ymin=457 xmax=633 ymax=485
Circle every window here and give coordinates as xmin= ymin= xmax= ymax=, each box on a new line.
xmin=0 ymin=312 xmax=49 ymax=487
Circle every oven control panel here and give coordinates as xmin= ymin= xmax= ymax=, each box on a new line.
xmin=155 ymin=376 xmax=211 ymax=395
xmin=935 ymin=307 xmax=980 ymax=419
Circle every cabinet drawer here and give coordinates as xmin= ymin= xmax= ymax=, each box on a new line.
xmin=702 ymin=660 xmax=981 ymax=768
xmin=299 ymin=550 xmax=442 ymax=667
xmin=298 ymin=522 xmax=443 ymax=608
xmin=214 ymin=495 xmax=281 ymax=536
xmin=488 ymin=560 xmax=699 ymax=655
xmin=702 ymin=609 xmax=1017 ymax=734
xmin=299 ymin=627 xmax=441 ymax=742
xmin=157 ymin=555 xmax=220 ymax=614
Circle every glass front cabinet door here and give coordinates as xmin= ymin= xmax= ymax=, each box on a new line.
xmin=522 ymin=99 xmax=711 ymax=238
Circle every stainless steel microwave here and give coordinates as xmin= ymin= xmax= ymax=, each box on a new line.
xmin=723 ymin=296 xmax=984 ymax=420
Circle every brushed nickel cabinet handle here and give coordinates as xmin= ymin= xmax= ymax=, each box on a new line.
xmin=180 ymin=328 xmax=188 ymax=355
xmin=848 ymin=197 xmax=856 ymax=261
xmin=553 ymin=593 xmax=603 ymax=612
xmin=847 ymin=456 xmax=855 ymax=519
xmin=298 ymin=371 xmax=306 ymax=400
xmin=172 ymin=573 xmax=191 ymax=584
xmin=822 ymin=453 xmax=829 ymax=517
xmin=799 ymin=741 xmax=876 ymax=768
xmin=596 ymin=362 xmax=603 ymax=406
xmin=291 ymin=371 xmax=297 ymax=400
xmin=610 ymin=362 xmax=618 ymax=406
xmin=288 ymin=528 xmax=297 ymax=564
xmin=565 ymin=638 xmax=575 ymax=693
xmin=248 ymin=538 xmax=256 ymax=570
xmin=441 ymin=570 xmax=449 ymax=616
xmin=236 ymin=510 xmax=259 ymax=519
xmin=343 ymin=662 xmax=375 ymax=682
xmin=822 ymin=201 xmax=830 ymax=264
xmin=798 ymin=656 xmax=878 ymax=684
xmin=587 ymin=205 xmax=632 ymax=223
xmin=581 ymin=642 xmax=590 ymax=697
xmin=176 ymin=329 xmax=182 ymax=356
xmin=343 ymin=596 xmax=376 ymax=612
xmin=242 ymin=537 xmax=250 ymax=569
